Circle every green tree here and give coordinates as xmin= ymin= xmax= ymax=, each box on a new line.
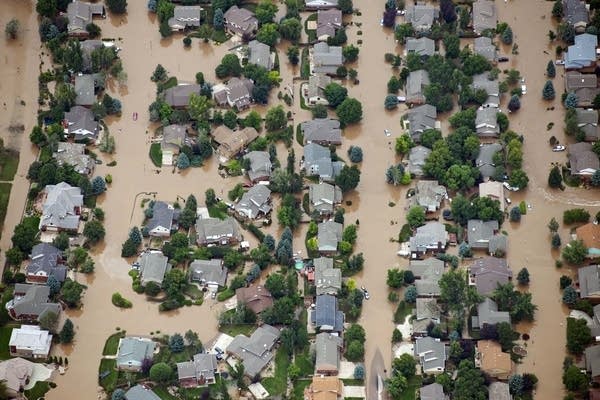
xmin=406 ymin=206 xmax=425 ymax=229
xmin=343 ymin=45 xmax=359 ymax=62
xmin=256 ymin=23 xmax=280 ymax=47
xmin=279 ymin=18 xmax=302 ymax=42
xmin=516 ymin=268 xmax=530 ymax=285
xmin=387 ymin=269 xmax=404 ymax=288
xmin=552 ymin=0 xmax=563 ymax=18
xmin=338 ymin=0 xmax=353 ymax=14
xmin=169 ymin=333 xmax=185 ymax=353
xmin=509 ymin=169 xmax=529 ymax=189
xmin=59 ymin=319 xmax=75 ymax=343
xmin=562 ymin=240 xmax=588 ymax=265
xmin=394 ymin=23 xmax=414 ymax=43
xmin=548 ymin=165 xmax=563 ymax=188
xmin=61 ymin=280 xmax=84 ymax=308
xmin=552 ymin=233 xmax=562 ymax=248
xmin=149 ymin=362 xmax=173 ymax=383
xmin=287 ymin=45 xmax=299 ymax=64
xmin=255 ymin=0 xmax=278 ymax=24
xmin=501 ymin=26 xmax=513 ymax=44
xmin=392 ymin=353 xmax=416 ymax=378
xmin=439 ymin=269 xmax=468 ymax=314
xmin=39 ymin=310 xmax=59 ymax=332
xmin=404 ymin=285 xmax=417 ymax=303
xmin=336 ymin=97 xmax=363 ymax=125
xmin=508 ymin=95 xmax=521 ymax=112
xmin=452 ymin=360 xmax=487 ymax=400
xmin=395 ymin=134 xmax=413 ymax=158
xmin=566 ymin=317 xmax=592 ymax=354
xmin=345 ymin=340 xmax=364 ymax=361
xmin=205 ymin=188 xmax=217 ymax=207
xmin=347 ymin=146 xmax=363 ymax=163
xmin=213 ymin=8 xmax=224 ymax=29
xmin=387 ymin=374 xmax=408 ymax=398
xmin=5 ymin=19 xmax=20 ymax=39
xmin=563 ymin=365 xmax=588 ymax=392
xmin=542 ymin=80 xmax=555 ymax=100
xmin=106 ymin=0 xmax=127 ymax=14
xmin=335 ymin=165 xmax=361 ymax=192
xmin=83 ymin=220 xmax=105 ymax=244
xmin=323 ymin=83 xmax=348 ymax=107
xmin=36 ymin=0 xmax=57 ymax=18
xmin=443 ymin=34 xmax=460 ymax=59
xmin=188 ymin=94 xmax=212 ymax=121
xmin=145 ymin=281 xmax=161 ymax=297
xmin=265 ymin=105 xmax=286 ymax=131
xmin=445 ymin=164 xmax=477 ymax=191
xmin=86 ymin=23 xmax=101 ymax=38
xmin=562 ymin=286 xmax=578 ymax=306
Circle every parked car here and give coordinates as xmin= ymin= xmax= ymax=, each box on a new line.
xmin=442 ymin=209 xmax=453 ymax=221
xmin=498 ymin=56 xmax=509 ymax=62
xmin=384 ymin=129 xmax=391 ymax=137
xmin=361 ymin=286 xmax=370 ymax=300
xmin=397 ymin=96 xmax=406 ymax=103
xmin=555 ymin=60 xmax=565 ymax=65
xmin=521 ymin=84 xmax=527 ymax=95
xmin=505 ymin=197 xmax=512 ymax=205
xmin=502 ymin=182 xmax=519 ymax=191
xmin=552 ymin=145 xmax=566 ymax=152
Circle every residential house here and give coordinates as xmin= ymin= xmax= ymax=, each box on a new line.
xmin=318 ymin=221 xmax=343 ymax=254
xmin=472 ymin=0 xmax=497 ymax=35
xmin=475 ymin=340 xmax=512 ymax=380
xmin=563 ymin=0 xmax=589 ymax=33
xmin=472 ymin=73 xmax=500 ymax=108
xmin=309 ymin=183 xmax=342 ymax=216
xmin=168 ymin=6 xmax=202 ymax=31
xmin=576 ymin=222 xmax=600 ymax=258
xmin=303 ymin=142 xmax=344 ymax=182
xmin=139 ymin=251 xmax=170 ymax=287
xmin=161 ymin=124 xmax=188 ymax=166
xmin=565 ymin=71 xmax=600 ymax=108
xmin=413 ymin=298 xmax=441 ymax=338
xmin=312 ymin=294 xmax=344 ymax=333
xmin=467 ymin=219 xmax=499 ymax=251
xmin=407 ymin=145 xmax=432 ymax=177
xmin=304 ymin=376 xmax=344 ymax=400
xmin=67 ymin=0 xmax=105 ymax=37
xmin=116 ymin=337 xmax=156 ymax=372
xmin=0 ymin=358 xmax=35 ymax=398
xmin=420 ymin=383 xmax=447 ymax=400
xmin=476 ymin=143 xmax=503 ymax=180
xmin=414 ymin=336 xmax=446 ymax=374
xmin=212 ymin=125 xmax=259 ymax=162
xmin=315 ymin=332 xmax=343 ymax=375
xmin=234 ymin=185 xmax=272 ymax=220
xmin=476 ymin=107 xmax=500 ymax=138
xmin=176 ymin=353 xmax=218 ymax=388
xmin=406 ymin=3 xmax=438 ymax=32
xmin=409 ymin=258 xmax=445 ymax=297
xmin=189 ymin=259 xmax=227 ymax=289
xmin=578 ymin=264 xmax=600 ymax=300
xmin=565 ymin=34 xmax=598 ymax=71
xmin=301 ymin=118 xmax=342 ymax=145
xmin=164 ymin=84 xmax=201 ymax=108
xmin=312 ymin=42 xmax=344 ymax=75
xmin=586 ymin=344 xmax=600 ymax=381
xmin=405 ymin=37 xmax=435 ymax=58
xmin=469 ymin=257 xmax=512 ymax=296
xmin=53 ymin=142 xmax=95 ymax=176
xmin=236 ymin=285 xmax=273 ymax=314
xmin=223 ymin=6 xmax=258 ymax=38
xmin=306 ymin=74 xmax=332 ymax=105
xmin=409 ymin=222 xmax=449 ymax=258
xmin=226 ymin=324 xmax=280 ymax=377
xmin=488 ymin=382 xmax=512 ymax=400
xmin=195 ymin=217 xmax=242 ymax=246
xmin=80 ymin=39 xmax=104 ymax=72
xmin=406 ymin=69 xmax=430 ymax=105
xmin=247 ymin=40 xmax=272 ymax=70
xmin=317 ymin=9 xmax=342 ymax=41
xmin=474 ymin=36 xmax=497 ymax=63
xmin=125 ymin=385 xmax=161 ymax=400
xmin=26 ymin=243 xmax=67 ymax=284
xmin=314 ymin=257 xmax=342 ymax=296
xmin=403 ymin=104 xmax=438 ymax=143
xmin=471 ymin=298 xmax=510 ymax=329
xmin=592 ymin=304 xmax=600 ymax=339
xmin=7 ymin=284 xmax=61 ymax=322
xmin=39 ymin=182 xmax=83 ymax=232
xmin=568 ymin=142 xmax=600 ymax=176
xmin=9 ymin=325 xmax=52 ymax=359
xmin=74 ymin=74 xmax=98 ymax=107
xmin=576 ymin=108 xmax=600 ymax=142
xmin=64 ymin=105 xmax=100 ymax=142
xmin=305 ymin=0 xmax=339 ymax=9
xmin=146 ymin=201 xmax=176 ymax=237
xmin=212 ymin=77 xmax=255 ymax=110
xmin=415 ymin=180 xmax=447 ymax=213
xmin=242 ymin=152 xmax=271 ymax=183
xmin=479 ymin=181 xmax=505 ymax=212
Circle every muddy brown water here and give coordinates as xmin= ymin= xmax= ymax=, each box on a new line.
xmin=0 ymin=0 xmax=598 ymax=399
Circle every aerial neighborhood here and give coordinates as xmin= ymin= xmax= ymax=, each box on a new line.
xmin=0 ymin=0 xmax=599 ymax=399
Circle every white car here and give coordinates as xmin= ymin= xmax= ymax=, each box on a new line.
xmin=552 ymin=145 xmax=566 ymax=152
xmin=555 ymin=60 xmax=565 ymax=65
xmin=521 ymin=84 xmax=527 ymax=95
xmin=384 ymin=129 xmax=391 ymax=137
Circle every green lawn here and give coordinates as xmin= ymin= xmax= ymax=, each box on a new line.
xmin=300 ymin=47 xmax=310 ymax=79
xmin=393 ymin=300 xmax=413 ymax=324
xmin=211 ymin=29 xmax=231 ymax=43
xmin=208 ymin=202 xmax=228 ymax=219
xmin=153 ymin=385 xmax=178 ymax=400
xmin=400 ymin=375 xmax=422 ymax=400
xmin=0 ymin=150 xmax=19 ymax=181
xmin=295 ymin=351 xmax=314 ymax=377
xmin=291 ymin=379 xmax=311 ymax=400
xmin=102 ymin=331 xmax=125 ymax=356
xmin=219 ymin=324 xmax=256 ymax=337
xmin=183 ymin=284 xmax=204 ymax=300
xmin=98 ymin=358 xmax=118 ymax=392
xmin=0 ymin=183 xmax=12 ymax=237
xmin=304 ymin=13 xmax=317 ymax=43
xmin=149 ymin=143 xmax=162 ymax=167
xmin=24 ymin=381 xmax=50 ymax=399
xmin=0 ymin=326 xmax=15 ymax=360
xmin=262 ymin=347 xmax=290 ymax=396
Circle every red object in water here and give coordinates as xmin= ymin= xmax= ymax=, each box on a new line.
xmin=133 ymin=112 xmax=138 ymax=121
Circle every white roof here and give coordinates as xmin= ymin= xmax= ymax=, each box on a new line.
xmin=9 ymin=325 xmax=52 ymax=355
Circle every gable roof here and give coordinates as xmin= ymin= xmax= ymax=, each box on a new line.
xmin=117 ymin=337 xmax=156 ymax=369
xmin=318 ymin=221 xmax=343 ymax=252
xmin=234 ymin=185 xmax=271 ymax=220
xmin=224 ymin=5 xmax=258 ymax=37
xmin=409 ymin=222 xmax=449 ymax=255
xmin=576 ymin=223 xmax=600 ymax=256
xmin=309 ymin=183 xmax=342 ymax=214
xmin=317 ymin=9 xmax=342 ymax=39
xmin=406 ymin=69 xmax=430 ymax=103
xmin=304 ymin=143 xmax=343 ymax=181
xmin=189 ymin=259 xmax=227 ymax=287
xmin=64 ymin=105 xmax=99 ymax=141
xmin=27 ymin=243 xmax=66 ymax=282
xmin=74 ymin=74 xmax=96 ymax=106
xmin=476 ymin=107 xmax=499 ymax=137
xmin=40 ymin=182 xmax=83 ymax=231
xmin=244 ymin=151 xmax=272 ymax=182
xmin=476 ymin=143 xmax=503 ymax=179
xmin=407 ymin=3 xmax=438 ymax=31
xmin=405 ymin=104 xmax=437 ymax=141
xmin=473 ymin=36 xmax=497 ymax=62
xmin=307 ymin=74 xmax=332 ymax=102
xmin=576 ymin=108 xmax=600 ymax=141
xmin=568 ymin=142 xmax=600 ymax=175
xmin=472 ymin=73 xmax=500 ymax=107
xmin=125 ymin=385 xmax=161 ymax=400
xmin=168 ymin=6 xmax=202 ymax=30
xmin=236 ymin=285 xmax=273 ymax=314
xmin=467 ymin=219 xmax=499 ymax=249
xmin=586 ymin=344 xmax=600 ymax=378
xmin=164 ymin=84 xmax=201 ymax=108
xmin=9 ymin=284 xmax=62 ymax=321
xmin=416 ymin=298 xmax=441 ymax=321
xmin=314 ymin=257 xmax=342 ymax=295
xmin=416 ymin=180 xmax=447 ymax=212
xmin=563 ymin=0 xmax=589 ymax=27
xmin=476 ymin=340 xmax=512 ymax=376
xmin=67 ymin=1 xmax=105 ymax=35
xmin=408 ymin=145 xmax=432 ymax=177
xmin=227 ymin=324 xmax=280 ymax=376
xmin=195 ymin=217 xmax=242 ymax=245
xmin=313 ymin=42 xmax=344 ymax=74
xmin=139 ymin=252 xmax=170 ymax=286
xmin=176 ymin=353 xmax=218 ymax=383
xmin=146 ymin=201 xmax=175 ymax=234
xmin=414 ymin=336 xmax=446 ymax=372
xmin=305 ymin=0 xmax=339 ymax=9
xmin=565 ymin=71 xmax=598 ymax=91
xmin=315 ymin=332 xmax=343 ymax=372
xmin=409 ymin=258 xmax=445 ymax=296
xmin=305 ymin=376 xmax=344 ymax=400
xmin=473 ymin=298 xmax=510 ymax=327
xmin=479 ymin=181 xmax=505 ymax=212
xmin=406 ymin=37 xmax=435 ymax=57
xmin=54 ymin=142 xmax=94 ymax=176
xmin=565 ymin=34 xmax=598 ymax=70
xmin=579 ymin=264 xmax=600 ymax=298
xmin=161 ymin=125 xmax=187 ymax=152
xmin=248 ymin=40 xmax=272 ymax=70
xmin=212 ymin=125 xmax=259 ymax=161
xmin=472 ymin=0 xmax=497 ymax=34
xmin=301 ymin=118 xmax=342 ymax=145
xmin=312 ymin=294 xmax=344 ymax=332
xmin=469 ymin=257 xmax=512 ymax=295
xmin=0 ymin=358 xmax=34 ymax=395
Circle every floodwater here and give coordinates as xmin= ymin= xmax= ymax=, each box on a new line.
xmin=0 ymin=0 xmax=598 ymax=399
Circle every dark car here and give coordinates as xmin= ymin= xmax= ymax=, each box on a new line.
xmin=498 ymin=56 xmax=509 ymax=62
xmin=442 ymin=209 xmax=453 ymax=221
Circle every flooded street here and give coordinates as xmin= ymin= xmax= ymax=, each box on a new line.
xmin=0 ymin=0 xmax=598 ymax=399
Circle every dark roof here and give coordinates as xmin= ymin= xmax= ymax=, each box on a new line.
xmin=26 ymin=243 xmax=66 ymax=282
xmin=301 ymin=118 xmax=342 ymax=145
xmin=568 ymin=142 xmax=600 ymax=175
xmin=472 ymin=298 xmax=510 ymax=328
xmin=226 ymin=324 xmax=280 ymax=376
xmin=579 ymin=264 xmax=600 ymax=299
xmin=195 ymin=217 xmax=242 ymax=245
xmin=236 ymin=285 xmax=273 ymax=314
xmin=312 ymin=294 xmax=344 ymax=332
xmin=317 ymin=9 xmax=342 ymax=38
xmin=224 ymin=6 xmax=258 ymax=37
xmin=9 ymin=284 xmax=61 ymax=321
xmin=469 ymin=257 xmax=512 ymax=295
xmin=164 ymin=84 xmax=201 ymax=107
xmin=146 ymin=201 xmax=175 ymax=235
xmin=476 ymin=143 xmax=503 ymax=179
xmin=64 ymin=106 xmax=99 ymax=141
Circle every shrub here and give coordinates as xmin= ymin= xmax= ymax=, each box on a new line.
xmin=347 ymin=146 xmax=363 ymax=163
xmin=542 ymin=80 xmax=555 ymax=100
xmin=112 ymin=292 xmax=133 ymax=308
xmin=563 ymin=208 xmax=590 ymax=224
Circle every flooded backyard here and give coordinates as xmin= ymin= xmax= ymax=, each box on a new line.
xmin=0 ymin=0 xmax=598 ymax=399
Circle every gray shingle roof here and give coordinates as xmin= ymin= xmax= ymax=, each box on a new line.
xmin=125 ymin=385 xmax=161 ymax=400
xmin=409 ymin=222 xmax=449 ymax=255
xmin=244 ymin=151 xmax=272 ymax=182
xmin=405 ymin=104 xmax=437 ymax=142
xmin=409 ymin=258 xmax=445 ymax=296
xmin=476 ymin=107 xmax=499 ymax=137
xmin=406 ymin=37 xmax=435 ymax=57
xmin=586 ymin=344 xmax=600 ymax=378
xmin=407 ymin=145 xmax=432 ymax=177
xmin=301 ymin=118 xmax=342 ymax=145
xmin=53 ymin=142 xmax=94 ymax=175
xmin=248 ymin=40 xmax=272 ymax=70
xmin=40 ymin=182 xmax=83 ymax=231
xmin=74 ymin=74 xmax=96 ymax=106
xmin=467 ymin=219 xmax=499 ymax=249
xmin=416 ymin=298 xmax=440 ymax=321
xmin=420 ymin=383 xmax=447 ymax=400
xmin=168 ymin=6 xmax=202 ymax=30
xmin=579 ymin=264 xmax=600 ymax=299
xmin=139 ymin=252 xmax=170 ymax=286
xmin=314 ymin=257 xmax=342 ymax=295
xmin=226 ymin=324 xmax=280 ymax=376
xmin=146 ymin=201 xmax=175 ymax=236
xmin=307 ymin=74 xmax=331 ymax=103
xmin=176 ymin=353 xmax=218 ymax=383
xmin=26 ymin=243 xmax=66 ymax=283
xmin=565 ymin=34 xmax=598 ymax=70
xmin=317 ymin=221 xmax=343 ymax=252
xmin=67 ymin=1 xmax=105 ymax=36
xmin=406 ymin=70 xmax=430 ymax=104
xmin=117 ymin=338 xmax=156 ymax=370
xmin=469 ymin=257 xmax=512 ymax=296
xmin=476 ymin=143 xmax=503 ymax=179
xmin=309 ymin=183 xmax=342 ymax=215
xmin=312 ymin=294 xmax=344 ymax=332
xmin=236 ymin=285 xmax=273 ymax=314
xmin=471 ymin=73 xmax=500 ymax=107
xmin=568 ymin=142 xmax=600 ymax=175
xmin=234 ymin=185 xmax=271 ymax=220
xmin=414 ymin=336 xmax=446 ymax=373
xmin=317 ymin=9 xmax=342 ymax=39
xmin=472 ymin=298 xmax=510 ymax=328
xmin=564 ymin=0 xmax=589 ymax=28
xmin=195 ymin=217 xmax=242 ymax=245
xmin=473 ymin=36 xmax=497 ymax=62
xmin=576 ymin=109 xmax=599 ymax=141
xmin=315 ymin=332 xmax=343 ymax=372
xmin=406 ymin=3 xmax=438 ymax=31
xmin=305 ymin=0 xmax=339 ymax=9
xmin=64 ymin=106 xmax=99 ymax=141
xmin=164 ymin=84 xmax=202 ymax=108
xmin=304 ymin=143 xmax=340 ymax=181
xmin=9 ymin=284 xmax=61 ymax=321
xmin=313 ymin=42 xmax=343 ymax=75
xmin=224 ymin=6 xmax=258 ymax=37
xmin=161 ymin=125 xmax=187 ymax=153
xmin=189 ymin=259 xmax=227 ymax=287
xmin=472 ymin=0 xmax=497 ymax=34
xmin=415 ymin=180 xmax=447 ymax=212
